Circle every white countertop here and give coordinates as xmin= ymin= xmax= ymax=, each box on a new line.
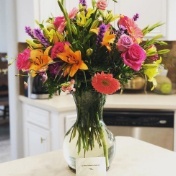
xmin=19 ymin=93 xmax=176 ymax=112
xmin=1 ymin=137 xmax=176 ymax=176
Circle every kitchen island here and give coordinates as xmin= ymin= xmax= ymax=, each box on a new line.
xmin=1 ymin=137 xmax=176 ymax=176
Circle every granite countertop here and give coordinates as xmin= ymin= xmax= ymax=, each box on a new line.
xmin=19 ymin=93 xmax=176 ymax=112
xmin=1 ymin=137 xmax=176 ymax=176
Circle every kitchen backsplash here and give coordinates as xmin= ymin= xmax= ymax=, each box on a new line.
xmin=17 ymin=42 xmax=176 ymax=95
xmin=160 ymin=41 xmax=176 ymax=89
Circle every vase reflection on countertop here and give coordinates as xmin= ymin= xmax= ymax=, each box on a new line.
xmin=28 ymin=75 xmax=49 ymax=99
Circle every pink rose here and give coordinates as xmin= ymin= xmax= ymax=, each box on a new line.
xmin=96 ymin=0 xmax=107 ymax=10
xmin=117 ymin=34 xmax=133 ymax=52
xmin=121 ymin=43 xmax=146 ymax=71
xmin=16 ymin=48 xmax=31 ymax=71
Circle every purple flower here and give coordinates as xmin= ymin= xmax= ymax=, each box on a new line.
xmin=33 ymin=29 xmax=50 ymax=47
xmin=79 ymin=0 xmax=87 ymax=7
xmin=118 ymin=25 xmax=127 ymax=35
xmin=39 ymin=72 xmax=48 ymax=83
xmin=133 ymin=13 xmax=139 ymax=21
xmin=96 ymin=24 xmax=106 ymax=45
xmin=48 ymin=62 xmax=62 ymax=76
xmin=117 ymin=34 xmax=133 ymax=52
xmin=25 ymin=26 xmax=34 ymax=38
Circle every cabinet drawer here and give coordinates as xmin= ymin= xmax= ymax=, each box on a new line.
xmin=25 ymin=123 xmax=50 ymax=156
xmin=25 ymin=105 xmax=50 ymax=129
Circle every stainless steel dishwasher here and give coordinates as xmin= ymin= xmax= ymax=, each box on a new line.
xmin=103 ymin=109 xmax=174 ymax=150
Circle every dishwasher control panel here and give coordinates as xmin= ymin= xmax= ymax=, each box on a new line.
xmin=103 ymin=109 xmax=174 ymax=128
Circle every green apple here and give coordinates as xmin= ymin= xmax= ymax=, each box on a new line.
xmin=160 ymin=83 xmax=172 ymax=94
xmin=154 ymin=75 xmax=172 ymax=94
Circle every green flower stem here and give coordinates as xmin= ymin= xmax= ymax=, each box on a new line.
xmin=57 ymin=0 xmax=73 ymax=41
xmin=100 ymin=127 xmax=109 ymax=168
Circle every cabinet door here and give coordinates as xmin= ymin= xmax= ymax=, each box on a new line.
xmin=65 ymin=114 xmax=77 ymax=133
xmin=25 ymin=123 xmax=50 ymax=156
xmin=33 ymin=0 xmax=62 ymax=23
xmin=115 ymin=0 xmax=166 ymax=38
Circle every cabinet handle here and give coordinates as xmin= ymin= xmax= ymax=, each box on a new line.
xmin=40 ymin=137 xmax=46 ymax=143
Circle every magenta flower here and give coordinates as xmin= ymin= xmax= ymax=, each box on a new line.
xmin=51 ymin=42 xmax=65 ymax=59
xmin=16 ymin=49 xmax=31 ymax=71
xmin=96 ymin=0 xmax=107 ymax=10
xmin=117 ymin=34 xmax=133 ymax=52
xmin=121 ymin=43 xmax=146 ymax=71
xmin=54 ymin=16 xmax=65 ymax=33
xmin=54 ymin=8 xmax=78 ymax=33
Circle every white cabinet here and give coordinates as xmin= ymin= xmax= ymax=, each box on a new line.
xmin=115 ymin=0 xmax=176 ymax=40
xmin=16 ymin=0 xmax=61 ymax=42
xmin=33 ymin=0 xmax=62 ymax=23
xmin=22 ymin=103 xmax=76 ymax=157
xmin=22 ymin=104 xmax=51 ymax=156
xmin=115 ymin=0 xmax=166 ymax=38
xmin=26 ymin=123 xmax=50 ymax=156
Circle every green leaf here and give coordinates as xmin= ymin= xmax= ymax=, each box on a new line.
xmin=143 ymin=22 xmax=164 ymax=36
xmin=157 ymin=49 xmax=170 ymax=55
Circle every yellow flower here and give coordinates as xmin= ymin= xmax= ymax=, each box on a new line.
xmin=101 ymin=30 xmax=115 ymax=51
xmin=76 ymin=8 xmax=95 ymax=26
xmin=44 ymin=28 xmax=64 ymax=43
xmin=103 ymin=10 xmax=120 ymax=24
xmin=143 ymin=57 xmax=162 ymax=89
xmin=29 ymin=47 xmax=53 ymax=77
xmin=146 ymin=45 xmax=157 ymax=57
xmin=57 ymin=45 xmax=88 ymax=77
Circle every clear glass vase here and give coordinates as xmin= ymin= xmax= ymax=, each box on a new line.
xmin=63 ymin=88 xmax=116 ymax=172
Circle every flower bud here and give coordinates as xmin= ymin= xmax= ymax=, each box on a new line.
xmin=90 ymin=20 xmax=99 ymax=29
xmin=86 ymin=48 xmax=93 ymax=56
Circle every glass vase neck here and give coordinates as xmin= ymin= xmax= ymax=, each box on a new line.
xmin=72 ymin=89 xmax=106 ymax=122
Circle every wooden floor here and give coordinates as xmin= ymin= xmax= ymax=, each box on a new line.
xmin=0 ymin=118 xmax=11 ymax=163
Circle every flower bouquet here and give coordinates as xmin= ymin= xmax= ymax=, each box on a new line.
xmin=16 ymin=0 xmax=169 ymax=171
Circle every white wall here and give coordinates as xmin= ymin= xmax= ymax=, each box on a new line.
xmin=5 ymin=0 xmax=23 ymax=160
xmin=0 ymin=0 xmax=7 ymax=52
xmin=16 ymin=0 xmax=35 ymax=42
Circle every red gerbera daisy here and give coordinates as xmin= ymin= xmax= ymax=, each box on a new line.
xmin=91 ymin=72 xmax=121 ymax=94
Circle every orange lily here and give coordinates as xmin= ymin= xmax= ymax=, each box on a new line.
xmin=101 ymin=30 xmax=115 ymax=51
xmin=57 ymin=45 xmax=88 ymax=77
xmin=29 ymin=47 xmax=53 ymax=77
xmin=91 ymin=28 xmax=115 ymax=51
